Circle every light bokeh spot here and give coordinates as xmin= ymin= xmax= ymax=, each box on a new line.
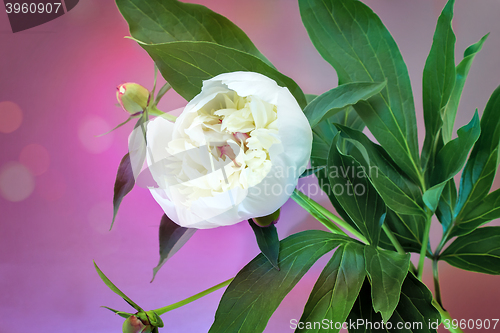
xmin=0 ymin=101 xmax=23 ymax=133
xmin=19 ymin=144 xmax=50 ymax=176
xmin=0 ymin=162 xmax=35 ymax=202
xmin=78 ymin=116 xmax=114 ymax=154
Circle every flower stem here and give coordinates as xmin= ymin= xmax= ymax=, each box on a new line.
xmin=432 ymin=299 xmax=464 ymax=333
xmin=417 ymin=210 xmax=433 ymax=280
xmin=292 ymin=190 xmax=368 ymax=244
xmin=433 ymin=258 xmax=443 ymax=308
xmin=154 ymin=278 xmax=233 ymax=315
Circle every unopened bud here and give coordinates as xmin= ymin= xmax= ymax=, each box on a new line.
xmin=122 ymin=315 xmax=153 ymax=333
xmin=117 ymin=83 xmax=150 ymax=114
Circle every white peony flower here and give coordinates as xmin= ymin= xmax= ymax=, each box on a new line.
xmin=140 ymin=72 xmax=312 ymax=229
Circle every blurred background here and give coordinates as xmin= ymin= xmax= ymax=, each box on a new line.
xmin=1 ymin=0 xmax=499 ymax=332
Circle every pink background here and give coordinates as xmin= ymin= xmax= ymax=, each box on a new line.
xmin=1 ymin=0 xmax=499 ymax=332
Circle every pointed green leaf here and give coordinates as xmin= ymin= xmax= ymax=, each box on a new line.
xmin=442 ymin=34 xmax=489 ymax=143
xmin=112 ymin=153 xmax=136 ymax=230
xmin=423 ymin=111 xmax=480 ymax=212
xmin=115 ymin=0 xmax=273 ymax=67
xmin=337 ymin=125 xmax=426 ymax=217
xmin=299 ymin=0 xmax=421 ymax=185
xmin=297 ymin=243 xmax=365 ymax=333
xmin=304 ymin=81 xmax=386 ymax=128
xmin=94 ymin=261 xmax=143 ymax=312
xmin=432 ymin=111 xmax=480 ymax=185
xmin=440 ymin=227 xmax=500 ymax=274
xmin=151 ymin=214 xmax=196 ymax=282
xmin=421 ymin=0 xmax=456 ymax=172
xmin=97 ymin=115 xmax=134 ymax=137
xmin=422 ymin=183 xmax=447 ymax=213
xmin=454 ymin=85 xmax=500 ymax=236
xmin=249 ymin=219 xmax=280 ymax=270
xmin=208 ymin=231 xmax=352 ymax=333
xmin=456 ymin=188 xmax=500 ymax=235
xmin=314 ymin=166 xmax=363 ymax=236
xmin=436 ymin=179 xmax=457 ymax=233
xmin=348 ymin=273 xmax=440 ymax=333
xmin=364 ymin=246 xmax=411 ymax=323
xmin=101 ymin=306 xmax=133 ymax=319
xmin=327 ymin=138 xmax=386 ymax=245
xmin=141 ymin=41 xmax=306 ymax=108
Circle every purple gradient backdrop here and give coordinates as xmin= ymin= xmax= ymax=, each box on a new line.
xmin=1 ymin=0 xmax=499 ymax=332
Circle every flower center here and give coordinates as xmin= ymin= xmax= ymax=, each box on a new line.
xmin=166 ymin=91 xmax=281 ymax=206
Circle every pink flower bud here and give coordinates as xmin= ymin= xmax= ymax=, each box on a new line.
xmin=122 ymin=315 xmax=153 ymax=333
xmin=116 ymin=83 xmax=150 ymax=114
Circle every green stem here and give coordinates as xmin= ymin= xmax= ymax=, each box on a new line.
xmin=382 ymin=224 xmax=405 ymax=254
xmin=432 ymin=299 xmax=464 ymax=333
xmin=292 ymin=190 xmax=368 ymax=244
xmin=382 ymin=223 xmax=417 ymax=274
xmin=154 ymin=278 xmax=233 ymax=315
xmin=291 ymin=190 xmax=346 ymax=236
xmin=417 ymin=210 xmax=433 ymax=280
xmin=435 ymin=228 xmax=451 ymax=257
xmin=433 ymin=258 xmax=443 ymax=308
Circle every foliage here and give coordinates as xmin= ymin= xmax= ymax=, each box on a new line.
xmin=98 ymin=0 xmax=500 ymax=332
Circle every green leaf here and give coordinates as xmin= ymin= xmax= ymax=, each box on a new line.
xmin=348 ymin=273 xmax=440 ymax=333
xmin=299 ymin=0 xmax=421 ymax=185
xmin=304 ymin=81 xmax=386 ymax=128
xmin=151 ymin=214 xmax=197 ymax=282
xmin=440 ymin=227 xmax=500 ymax=275
xmin=310 ymin=123 xmax=361 ymax=236
xmin=423 ymin=111 xmax=480 ymax=212
xmin=311 ymin=118 xmax=340 ymax=167
xmin=436 ymin=179 xmax=457 ymax=233
xmin=94 ymin=261 xmax=143 ymax=312
xmin=379 ymin=210 xmax=427 ymax=254
xmin=337 ymin=125 xmax=425 ymax=217
xmin=315 ymin=166 xmax=362 ymax=236
xmin=305 ymin=94 xmax=318 ymax=104
xmin=432 ymin=111 xmax=480 ymax=185
xmin=456 ymin=188 xmax=500 ymax=235
xmin=442 ymin=34 xmax=489 ymax=143
xmin=454 ymin=85 xmax=500 ymax=236
xmin=421 ymin=0 xmax=456 ymax=172
xmin=101 ymin=306 xmax=133 ymax=319
xmin=208 ymin=231 xmax=351 ymax=333
xmin=327 ymin=138 xmax=386 ymax=246
xmin=297 ymin=243 xmax=365 ymax=333
xmin=422 ymin=183 xmax=447 ymax=214
xmin=112 ymin=153 xmax=136 ymax=230
xmin=364 ymin=246 xmax=411 ymax=323
xmin=331 ymin=106 xmax=365 ymax=132
xmin=141 ymin=41 xmax=306 ymax=108
xmin=248 ymin=219 xmax=280 ymax=270
xmin=115 ymin=0 xmax=272 ymax=67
